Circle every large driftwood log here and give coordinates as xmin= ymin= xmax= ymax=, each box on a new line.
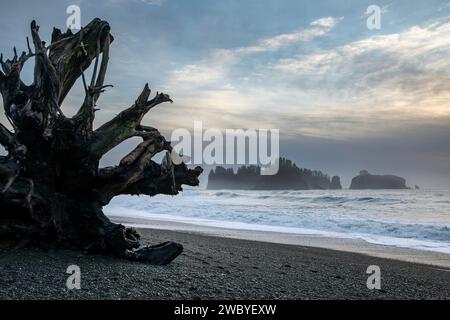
xmin=0 ymin=19 xmax=202 ymax=265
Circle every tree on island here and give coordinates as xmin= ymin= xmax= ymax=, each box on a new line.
xmin=0 ymin=19 xmax=202 ymax=264
xmin=208 ymin=158 xmax=338 ymax=190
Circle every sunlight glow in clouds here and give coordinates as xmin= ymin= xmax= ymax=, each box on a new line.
xmin=161 ymin=15 xmax=450 ymax=140
xmin=1 ymin=0 xmax=449 ymax=187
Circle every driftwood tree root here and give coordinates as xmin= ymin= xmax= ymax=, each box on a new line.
xmin=0 ymin=19 xmax=202 ymax=265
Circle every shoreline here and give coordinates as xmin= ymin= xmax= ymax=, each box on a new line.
xmin=1 ymin=227 xmax=450 ymax=299
xmin=109 ymin=215 xmax=450 ymax=269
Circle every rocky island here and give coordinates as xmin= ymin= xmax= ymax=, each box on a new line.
xmin=207 ymin=158 xmax=342 ymax=190
xmin=350 ymin=170 xmax=408 ymax=190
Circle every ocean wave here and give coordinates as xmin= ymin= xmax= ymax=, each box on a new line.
xmin=106 ymin=189 xmax=450 ymax=254
xmin=357 ymin=197 xmax=375 ymax=201
xmin=205 ymin=191 xmax=409 ymax=205
xmin=211 ymin=191 xmax=242 ymax=198
xmin=312 ymin=196 xmax=346 ymax=202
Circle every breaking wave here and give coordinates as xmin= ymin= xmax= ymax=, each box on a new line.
xmin=106 ymin=189 xmax=450 ymax=254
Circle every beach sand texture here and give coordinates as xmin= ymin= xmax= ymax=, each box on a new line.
xmin=1 ymin=228 xmax=449 ymax=300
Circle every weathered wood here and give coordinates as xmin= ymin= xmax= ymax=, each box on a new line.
xmin=88 ymin=84 xmax=173 ymax=159
xmin=0 ymin=19 xmax=203 ymax=265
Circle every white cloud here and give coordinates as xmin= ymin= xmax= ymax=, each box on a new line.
xmin=272 ymin=18 xmax=450 ymax=118
xmin=156 ymin=16 xmax=450 ymax=141
xmin=165 ymin=17 xmax=341 ymax=90
xmin=235 ymin=17 xmax=342 ymax=54
xmin=169 ymin=64 xmax=226 ymax=88
xmin=141 ymin=0 xmax=164 ymax=5
xmin=311 ymin=16 xmax=343 ymax=28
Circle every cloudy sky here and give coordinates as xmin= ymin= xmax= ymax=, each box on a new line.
xmin=1 ymin=0 xmax=450 ymax=187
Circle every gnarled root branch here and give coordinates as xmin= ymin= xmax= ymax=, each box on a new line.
xmin=125 ymin=242 xmax=184 ymax=265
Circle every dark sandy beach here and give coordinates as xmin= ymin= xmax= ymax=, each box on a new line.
xmin=1 ymin=228 xmax=449 ymax=300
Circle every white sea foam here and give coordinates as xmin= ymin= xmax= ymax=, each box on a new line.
xmin=105 ymin=189 xmax=450 ymax=254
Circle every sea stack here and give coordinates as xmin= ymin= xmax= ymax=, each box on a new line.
xmin=350 ymin=170 xmax=408 ymax=190
xmin=330 ymin=176 xmax=342 ymax=189
xmin=207 ymin=158 xmax=339 ymax=190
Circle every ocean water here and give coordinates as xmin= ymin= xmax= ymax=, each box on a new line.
xmin=105 ymin=189 xmax=450 ymax=254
